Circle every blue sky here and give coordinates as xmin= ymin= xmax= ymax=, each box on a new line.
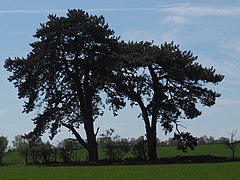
xmin=0 ymin=0 xmax=240 ymax=145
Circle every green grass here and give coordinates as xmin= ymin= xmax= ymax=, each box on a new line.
xmin=157 ymin=144 xmax=240 ymax=158
xmin=3 ymin=151 xmax=25 ymax=165
xmin=1 ymin=144 xmax=240 ymax=179
xmin=0 ymin=162 xmax=240 ymax=179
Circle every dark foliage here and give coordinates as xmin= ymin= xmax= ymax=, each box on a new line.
xmin=0 ymin=136 xmax=8 ymax=165
xmin=4 ymin=9 xmax=119 ymax=162
xmin=107 ymin=41 xmax=224 ymax=160
xmin=4 ymin=9 xmax=224 ymax=162
xmin=173 ymin=132 xmax=198 ymax=152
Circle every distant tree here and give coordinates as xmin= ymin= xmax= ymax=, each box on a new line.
xmin=4 ymin=9 xmax=119 ymax=162
xmin=158 ymin=140 xmax=167 ymax=147
xmin=131 ymin=136 xmax=148 ymax=160
xmin=58 ymin=138 xmax=82 ymax=163
xmin=12 ymin=135 xmax=30 ymax=164
xmin=226 ymin=129 xmax=239 ymax=159
xmin=39 ymin=141 xmax=53 ymax=164
xmin=198 ymin=135 xmax=217 ymax=145
xmin=217 ymin=137 xmax=229 ymax=144
xmin=12 ymin=135 xmax=25 ymax=150
xmin=99 ymin=129 xmax=130 ymax=161
xmin=108 ymin=41 xmax=224 ymax=160
xmin=208 ymin=136 xmax=216 ymax=144
xmin=198 ymin=136 xmax=208 ymax=145
xmin=28 ymin=140 xmax=54 ymax=164
xmin=0 ymin=136 xmax=8 ymax=164
xmin=156 ymin=137 xmax=161 ymax=145
xmin=167 ymin=138 xmax=178 ymax=146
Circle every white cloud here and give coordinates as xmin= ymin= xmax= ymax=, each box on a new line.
xmin=161 ymin=3 xmax=240 ymax=16
xmin=161 ymin=16 xmax=189 ymax=24
xmin=160 ymin=3 xmax=240 ymax=24
xmin=0 ymin=4 xmax=239 ymax=17
xmin=0 ymin=9 xmax=66 ymax=14
xmin=0 ymin=8 xmax=160 ymax=14
xmin=88 ymin=8 xmax=159 ymax=12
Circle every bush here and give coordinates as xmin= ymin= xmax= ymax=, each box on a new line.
xmin=131 ymin=136 xmax=148 ymax=160
xmin=99 ymin=129 xmax=130 ymax=161
xmin=0 ymin=136 xmax=8 ymax=164
xmin=58 ymin=138 xmax=83 ymax=163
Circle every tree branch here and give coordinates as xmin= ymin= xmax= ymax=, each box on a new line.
xmin=62 ymin=123 xmax=88 ymax=149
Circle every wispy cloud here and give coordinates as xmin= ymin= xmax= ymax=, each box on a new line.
xmin=218 ymin=36 xmax=240 ymax=60
xmin=160 ymin=3 xmax=240 ymax=24
xmin=0 ymin=9 xmax=67 ymax=14
xmin=161 ymin=16 xmax=189 ymax=24
xmin=0 ymin=8 xmax=160 ymax=15
xmin=88 ymin=8 xmax=159 ymax=12
xmin=1 ymin=4 xmax=240 ymax=16
xmin=198 ymin=54 xmax=240 ymax=78
xmin=161 ymin=2 xmax=240 ymax=16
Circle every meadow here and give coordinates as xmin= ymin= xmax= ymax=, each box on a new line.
xmin=1 ymin=144 xmax=240 ymax=180
xmin=0 ymin=162 xmax=240 ymax=180
xmin=157 ymin=144 xmax=239 ymax=158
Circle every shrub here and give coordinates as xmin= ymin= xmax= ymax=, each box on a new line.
xmin=100 ymin=129 xmax=130 ymax=161
xmin=131 ymin=136 xmax=148 ymax=160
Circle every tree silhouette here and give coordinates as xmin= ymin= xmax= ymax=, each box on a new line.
xmin=4 ymin=9 xmax=119 ymax=162
xmin=0 ymin=136 xmax=8 ymax=164
xmin=109 ymin=41 xmax=224 ymax=160
xmin=226 ymin=129 xmax=239 ymax=159
xmin=4 ymin=9 xmax=224 ymax=163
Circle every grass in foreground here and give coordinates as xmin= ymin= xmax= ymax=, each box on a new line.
xmin=0 ymin=162 xmax=240 ymax=180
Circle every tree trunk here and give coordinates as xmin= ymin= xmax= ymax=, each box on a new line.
xmin=24 ymin=151 xmax=28 ymax=165
xmin=146 ymin=127 xmax=158 ymax=161
xmin=137 ymin=98 xmax=158 ymax=161
xmin=140 ymin=107 xmax=158 ymax=161
xmin=84 ymin=117 xmax=98 ymax=162
xmin=232 ymin=150 xmax=235 ymax=159
xmin=86 ymin=138 xmax=98 ymax=162
xmin=62 ymin=121 xmax=98 ymax=162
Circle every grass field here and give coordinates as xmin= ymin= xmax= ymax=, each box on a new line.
xmin=1 ymin=144 xmax=239 ymax=180
xmin=157 ymin=144 xmax=240 ymax=158
xmin=0 ymin=162 xmax=240 ymax=180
